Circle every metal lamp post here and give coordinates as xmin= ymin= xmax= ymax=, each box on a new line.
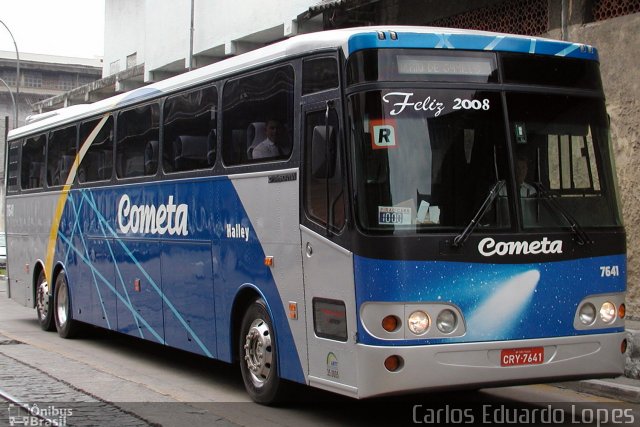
xmin=0 ymin=20 xmax=20 ymax=128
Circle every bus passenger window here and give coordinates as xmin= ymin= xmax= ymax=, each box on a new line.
xmin=21 ymin=134 xmax=46 ymax=190
xmin=47 ymin=126 xmax=77 ymax=187
xmin=163 ymin=85 xmax=218 ymax=173
xmin=222 ymin=65 xmax=294 ymax=165
xmin=79 ymin=116 xmax=114 ymax=183
xmin=116 ymin=103 xmax=160 ymax=178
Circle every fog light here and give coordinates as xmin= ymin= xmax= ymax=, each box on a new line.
xmin=599 ymin=302 xmax=616 ymax=324
xmin=407 ymin=311 xmax=430 ymax=335
xmin=618 ymin=303 xmax=626 ymax=320
xmin=622 ymin=339 xmax=628 ymax=354
xmin=384 ymin=355 xmax=403 ymax=372
xmin=436 ymin=309 xmax=457 ymax=334
xmin=382 ymin=315 xmax=400 ymax=332
xmin=578 ymin=302 xmax=596 ymax=325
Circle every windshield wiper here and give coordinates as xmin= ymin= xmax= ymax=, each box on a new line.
xmin=452 ymin=180 xmax=505 ymax=248
xmin=532 ymin=183 xmax=593 ymax=245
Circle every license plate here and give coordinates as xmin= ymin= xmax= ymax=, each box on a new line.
xmin=500 ymin=347 xmax=544 ymax=367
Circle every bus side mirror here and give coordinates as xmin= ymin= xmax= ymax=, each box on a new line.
xmin=311 ymin=125 xmax=336 ymax=179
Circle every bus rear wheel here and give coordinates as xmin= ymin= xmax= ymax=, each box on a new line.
xmin=54 ymin=271 xmax=80 ymax=339
xmin=239 ymin=298 xmax=284 ymax=404
xmin=36 ymin=270 xmax=55 ymax=331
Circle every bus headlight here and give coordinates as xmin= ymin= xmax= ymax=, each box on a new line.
xmin=578 ymin=302 xmax=596 ymax=325
xmin=599 ymin=302 xmax=616 ymax=324
xmin=407 ymin=311 xmax=430 ymax=335
xmin=436 ymin=309 xmax=458 ymax=334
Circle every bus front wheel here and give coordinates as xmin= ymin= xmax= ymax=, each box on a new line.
xmin=239 ymin=298 xmax=283 ymax=404
xmin=54 ymin=271 xmax=80 ymax=339
xmin=36 ymin=270 xmax=55 ymax=331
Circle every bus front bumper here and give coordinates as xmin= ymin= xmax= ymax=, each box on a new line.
xmin=350 ymin=332 xmax=626 ymax=399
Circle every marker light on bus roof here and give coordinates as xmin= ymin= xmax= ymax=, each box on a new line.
xmin=578 ymin=302 xmax=596 ymax=326
xmin=407 ymin=311 xmax=430 ymax=335
xmin=599 ymin=302 xmax=616 ymax=324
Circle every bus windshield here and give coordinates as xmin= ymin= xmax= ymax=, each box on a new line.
xmin=349 ymin=90 xmax=621 ymax=233
xmin=350 ymin=89 xmax=511 ymax=233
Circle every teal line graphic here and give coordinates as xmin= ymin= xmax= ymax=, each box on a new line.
xmin=78 ymin=190 xmax=213 ymax=357
xmin=57 ymin=231 xmax=165 ymax=343
xmin=484 ymin=35 xmax=505 ymax=51
xmin=529 ymin=39 xmax=536 ymax=54
xmin=556 ymin=44 xmax=579 ymax=57
xmin=435 ymin=34 xmax=454 ymax=49
xmin=64 ymin=191 xmax=85 ymax=263
xmin=88 ymin=191 xmax=145 ymax=339
xmin=68 ymin=194 xmax=111 ymax=329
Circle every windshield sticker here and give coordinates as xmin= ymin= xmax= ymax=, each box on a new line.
xmin=378 ymin=206 xmax=412 ymax=225
xmin=370 ymin=119 xmax=397 ymax=149
xmin=382 ymin=92 xmax=445 ymax=116
xmin=381 ymin=92 xmax=492 ymax=117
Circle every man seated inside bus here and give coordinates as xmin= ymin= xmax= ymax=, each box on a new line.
xmin=252 ymin=119 xmax=283 ymax=159
xmin=499 ymin=152 xmax=537 ymax=197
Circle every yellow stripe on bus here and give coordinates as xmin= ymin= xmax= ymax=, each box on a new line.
xmin=44 ymin=115 xmax=110 ymax=283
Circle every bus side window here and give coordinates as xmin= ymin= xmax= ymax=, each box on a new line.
xmin=79 ymin=116 xmax=114 ymax=183
xmin=163 ymin=85 xmax=218 ymax=173
xmin=304 ymin=108 xmax=345 ymax=231
xmin=221 ymin=65 xmax=294 ymax=166
xmin=116 ymin=103 xmax=160 ymax=178
xmin=7 ymin=141 xmax=20 ymax=193
xmin=21 ymin=134 xmax=46 ymax=190
xmin=47 ymin=125 xmax=77 ymax=187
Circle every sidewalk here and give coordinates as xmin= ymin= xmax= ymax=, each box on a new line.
xmin=557 ymin=319 xmax=640 ymax=403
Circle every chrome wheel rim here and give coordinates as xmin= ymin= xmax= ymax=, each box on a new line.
xmin=56 ymin=283 xmax=68 ymax=327
xmin=243 ymin=318 xmax=273 ymax=387
xmin=36 ymin=280 xmax=49 ymax=321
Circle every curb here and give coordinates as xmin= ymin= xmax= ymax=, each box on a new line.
xmin=558 ymin=379 xmax=640 ymax=404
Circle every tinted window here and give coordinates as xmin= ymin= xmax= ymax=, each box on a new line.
xmin=116 ymin=103 xmax=160 ymax=178
xmin=501 ymin=54 xmax=602 ymax=90
xmin=79 ymin=116 xmax=114 ymax=183
xmin=21 ymin=134 xmax=46 ymax=190
xmin=163 ymin=86 xmax=217 ymax=173
xmin=47 ymin=126 xmax=77 ymax=186
xmin=303 ymin=57 xmax=339 ymax=95
xmin=222 ymin=66 xmax=294 ymax=165
xmin=7 ymin=141 xmax=20 ymax=193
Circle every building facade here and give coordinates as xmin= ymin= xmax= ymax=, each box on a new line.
xmin=0 ymin=51 xmax=102 ymax=129
xmin=0 ymin=52 xmax=101 ymax=232
xmin=27 ymin=0 xmax=640 ymax=317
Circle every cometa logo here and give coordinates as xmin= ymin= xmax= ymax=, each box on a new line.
xmin=117 ymin=194 xmax=189 ymax=236
xmin=478 ymin=237 xmax=563 ymax=257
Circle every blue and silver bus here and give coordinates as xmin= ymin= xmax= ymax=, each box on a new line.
xmin=4 ymin=26 xmax=627 ymax=403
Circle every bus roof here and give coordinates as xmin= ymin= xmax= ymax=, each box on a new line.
xmin=9 ymin=26 xmax=598 ymax=140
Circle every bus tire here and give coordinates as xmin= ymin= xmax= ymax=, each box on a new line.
xmin=36 ymin=270 xmax=55 ymax=331
xmin=239 ymin=298 xmax=284 ymax=404
xmin=53 ymin=271 xmax=80 ymax=339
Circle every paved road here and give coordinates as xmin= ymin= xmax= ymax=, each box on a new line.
xmin=0 ymin=279 xmax=638 ymax=426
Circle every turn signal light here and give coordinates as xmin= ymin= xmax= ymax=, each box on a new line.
xmin=382 ymin=315 xmax=399 ymax=332
xmin=384 ymin=355 xmax=402 ymax=372
xmin=618 ymin=303 xmax=626 ymax=320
